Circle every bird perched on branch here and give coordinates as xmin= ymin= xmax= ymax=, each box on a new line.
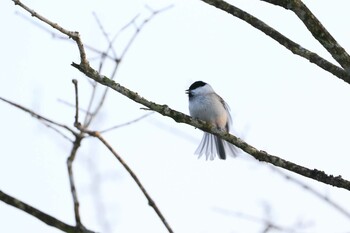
xmin=186 ymin=81 xmax=238 ymax=160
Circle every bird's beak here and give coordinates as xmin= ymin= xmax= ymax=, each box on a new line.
xmin=185 ymin=89 xmax=189 ymax=94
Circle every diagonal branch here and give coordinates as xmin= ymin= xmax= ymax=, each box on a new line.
xmin=0 ymin=96 xmax=77 ymax=138
xmin=99 ymin=112 xmax=154 ymax=134
xmin=72 ymin=62 xmax=350 ymax=191
xmin=0 ymin=190 xmax=96 ymax=233
xmin=212 ymin=207 xmax=309 ymax=232
xmin=12 ymin=0 xmax=88 ymax=66
xmin=261 ymin=0 xmax=350 ymax=71
xmin=271 ymin=167 xmax=350 ymax=219
xmin=86 ymin=130 xmax=174 ymax=233
xmin=199 ymin=0 xmax=350 ymax=83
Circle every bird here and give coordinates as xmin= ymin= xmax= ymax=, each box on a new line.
xmin=186 ymin=81 xmax=238 ymax=160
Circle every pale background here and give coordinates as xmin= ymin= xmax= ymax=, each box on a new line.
xmin=1 ymin=0 xmax=350 ymax=232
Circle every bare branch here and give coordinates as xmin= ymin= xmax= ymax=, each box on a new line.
xmin=39 ymin=120 xmax=74 ymax=142
xmin=83 ymin=64 xmax=118 ymax=127
xmin=76 ymin=127 xmax=173 ymax=233
xmin=72 ymin=62 xmax=350 ymax=191
xmin=0 ymin=190 xmax=96 ymax=233
xmin=272 ymin=167 xmax=350 ymax=219
xmin=0 ymin=96 xmax=77 ymax=138
xmin=57 ymin=98 xmax=90 ymax=114
xmin=66 ymin=135 xmax=84 ymax=229
xmin=66 ymin=79 xmax=86 ymax=229
xmin=12 ymin=0 xmax=88 ymax=66
xmin=213 ymin=207 xmax=310 ymax=233
xmin=199 ymin=0 xmax=350 ymax=83
xmin=117 ymin=5 xmax=173 ymax=61
xmin=92 ymin=12 xmax=117 ymax=60
xmin=261 ymin=0 xmax=350 ymax=71
xmin=99 ymin=112 xmax=154 ymax=134
xmin=72 ymin=79 xmax=79 ymax=127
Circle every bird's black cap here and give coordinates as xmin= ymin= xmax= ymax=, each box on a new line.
xmin=188 ymin=81 xmax=207 ymax=91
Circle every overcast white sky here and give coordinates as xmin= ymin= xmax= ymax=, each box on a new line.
xmin=2 ymin=0 xmax=350 ymax=232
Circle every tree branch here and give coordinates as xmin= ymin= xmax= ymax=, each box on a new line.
xmin=12 ymin=0 xmax=88 ymax=66
xmin=271 ymin=167 xmax=350 ymax=219
xmin=66 ymin=135 xmax=84 ymax=229
xmin=72 ymin=62 xmax=350 ymax=191
xmin=0 ymin=96 xmax=77 ymax=139
xmin=261 ymin=0 xmax=350 ymax=71
xmin=213 ymin=207 xmax=309 ymax=232
xmin=66 ymin=79 xmax=85 ymax=229
xmin=72 ymin=80 xmax=173 ymax=233
xmin=85 ymin=130 xmax=174 ymax=233
xmin=0 ymin=190 xmax=95 ymax=233
xmin=199 ymin=0 xmax=350 ymax=83
xmin=99 ymin=112 xmax=154 ymax=134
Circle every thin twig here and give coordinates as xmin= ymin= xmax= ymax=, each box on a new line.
xmin=118 ymin=5 xmax=173 ymax=60
xmin=67 ymin=135 xmax=84 ymax=228
xmin=213 ymin=207 xmax=310 ymax=233
xmin=0 ymin=190 xmax=96 ymax=233
xmin=72 ymin=79 xmax=79 ymax=126
xmin=271 ymin=167 xmax=350 ymax=219
xmin=57 ymin=98 xmax=90 ymax=114
xmin=92 ymin=12 xmax=117 ymax=60
xmin=12 ymin=0 xmax=88 ymax=65
xmin=40 ymin=120 xmax=74 ymax=142
xmin=66 ymin=78 xmax=85 ymax=229
xmin=83 ymin=64 xmax=117 ymax=127
xmin=0 ymin=96 xmax=77 ymax=137
xmin=99 ymin=112 xmax=154 ymax=134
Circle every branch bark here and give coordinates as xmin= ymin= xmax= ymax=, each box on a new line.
xmin=199 ymin=0 xmax=350 ymax=83
xmin=0 ymin=190 xmax=95 ymax=233
xmin=66 ymin=135 xmax=84 ymax=228
xmin=261 ymin=0 xmax=350 ymax=71
xmin=89 ymin=130 xmax=174 ymax=233
xmin=71 ymin=62 xmax=350 ymax=191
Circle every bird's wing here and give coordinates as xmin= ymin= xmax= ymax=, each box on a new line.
xmin=218 ymin=95 xmax=233 ymax=132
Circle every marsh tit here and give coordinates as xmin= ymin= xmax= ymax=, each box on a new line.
xmin=186 ymin=81 xmax=238 ymax=160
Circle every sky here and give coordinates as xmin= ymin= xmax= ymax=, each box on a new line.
xmin=1 ymin=0 xmax=350 ymax=233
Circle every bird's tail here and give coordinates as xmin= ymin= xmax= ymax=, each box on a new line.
xmin=195 ymin=133 xmax=239 ymax=160
xmin=215 ymin=136 xmax=226 ymax=160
